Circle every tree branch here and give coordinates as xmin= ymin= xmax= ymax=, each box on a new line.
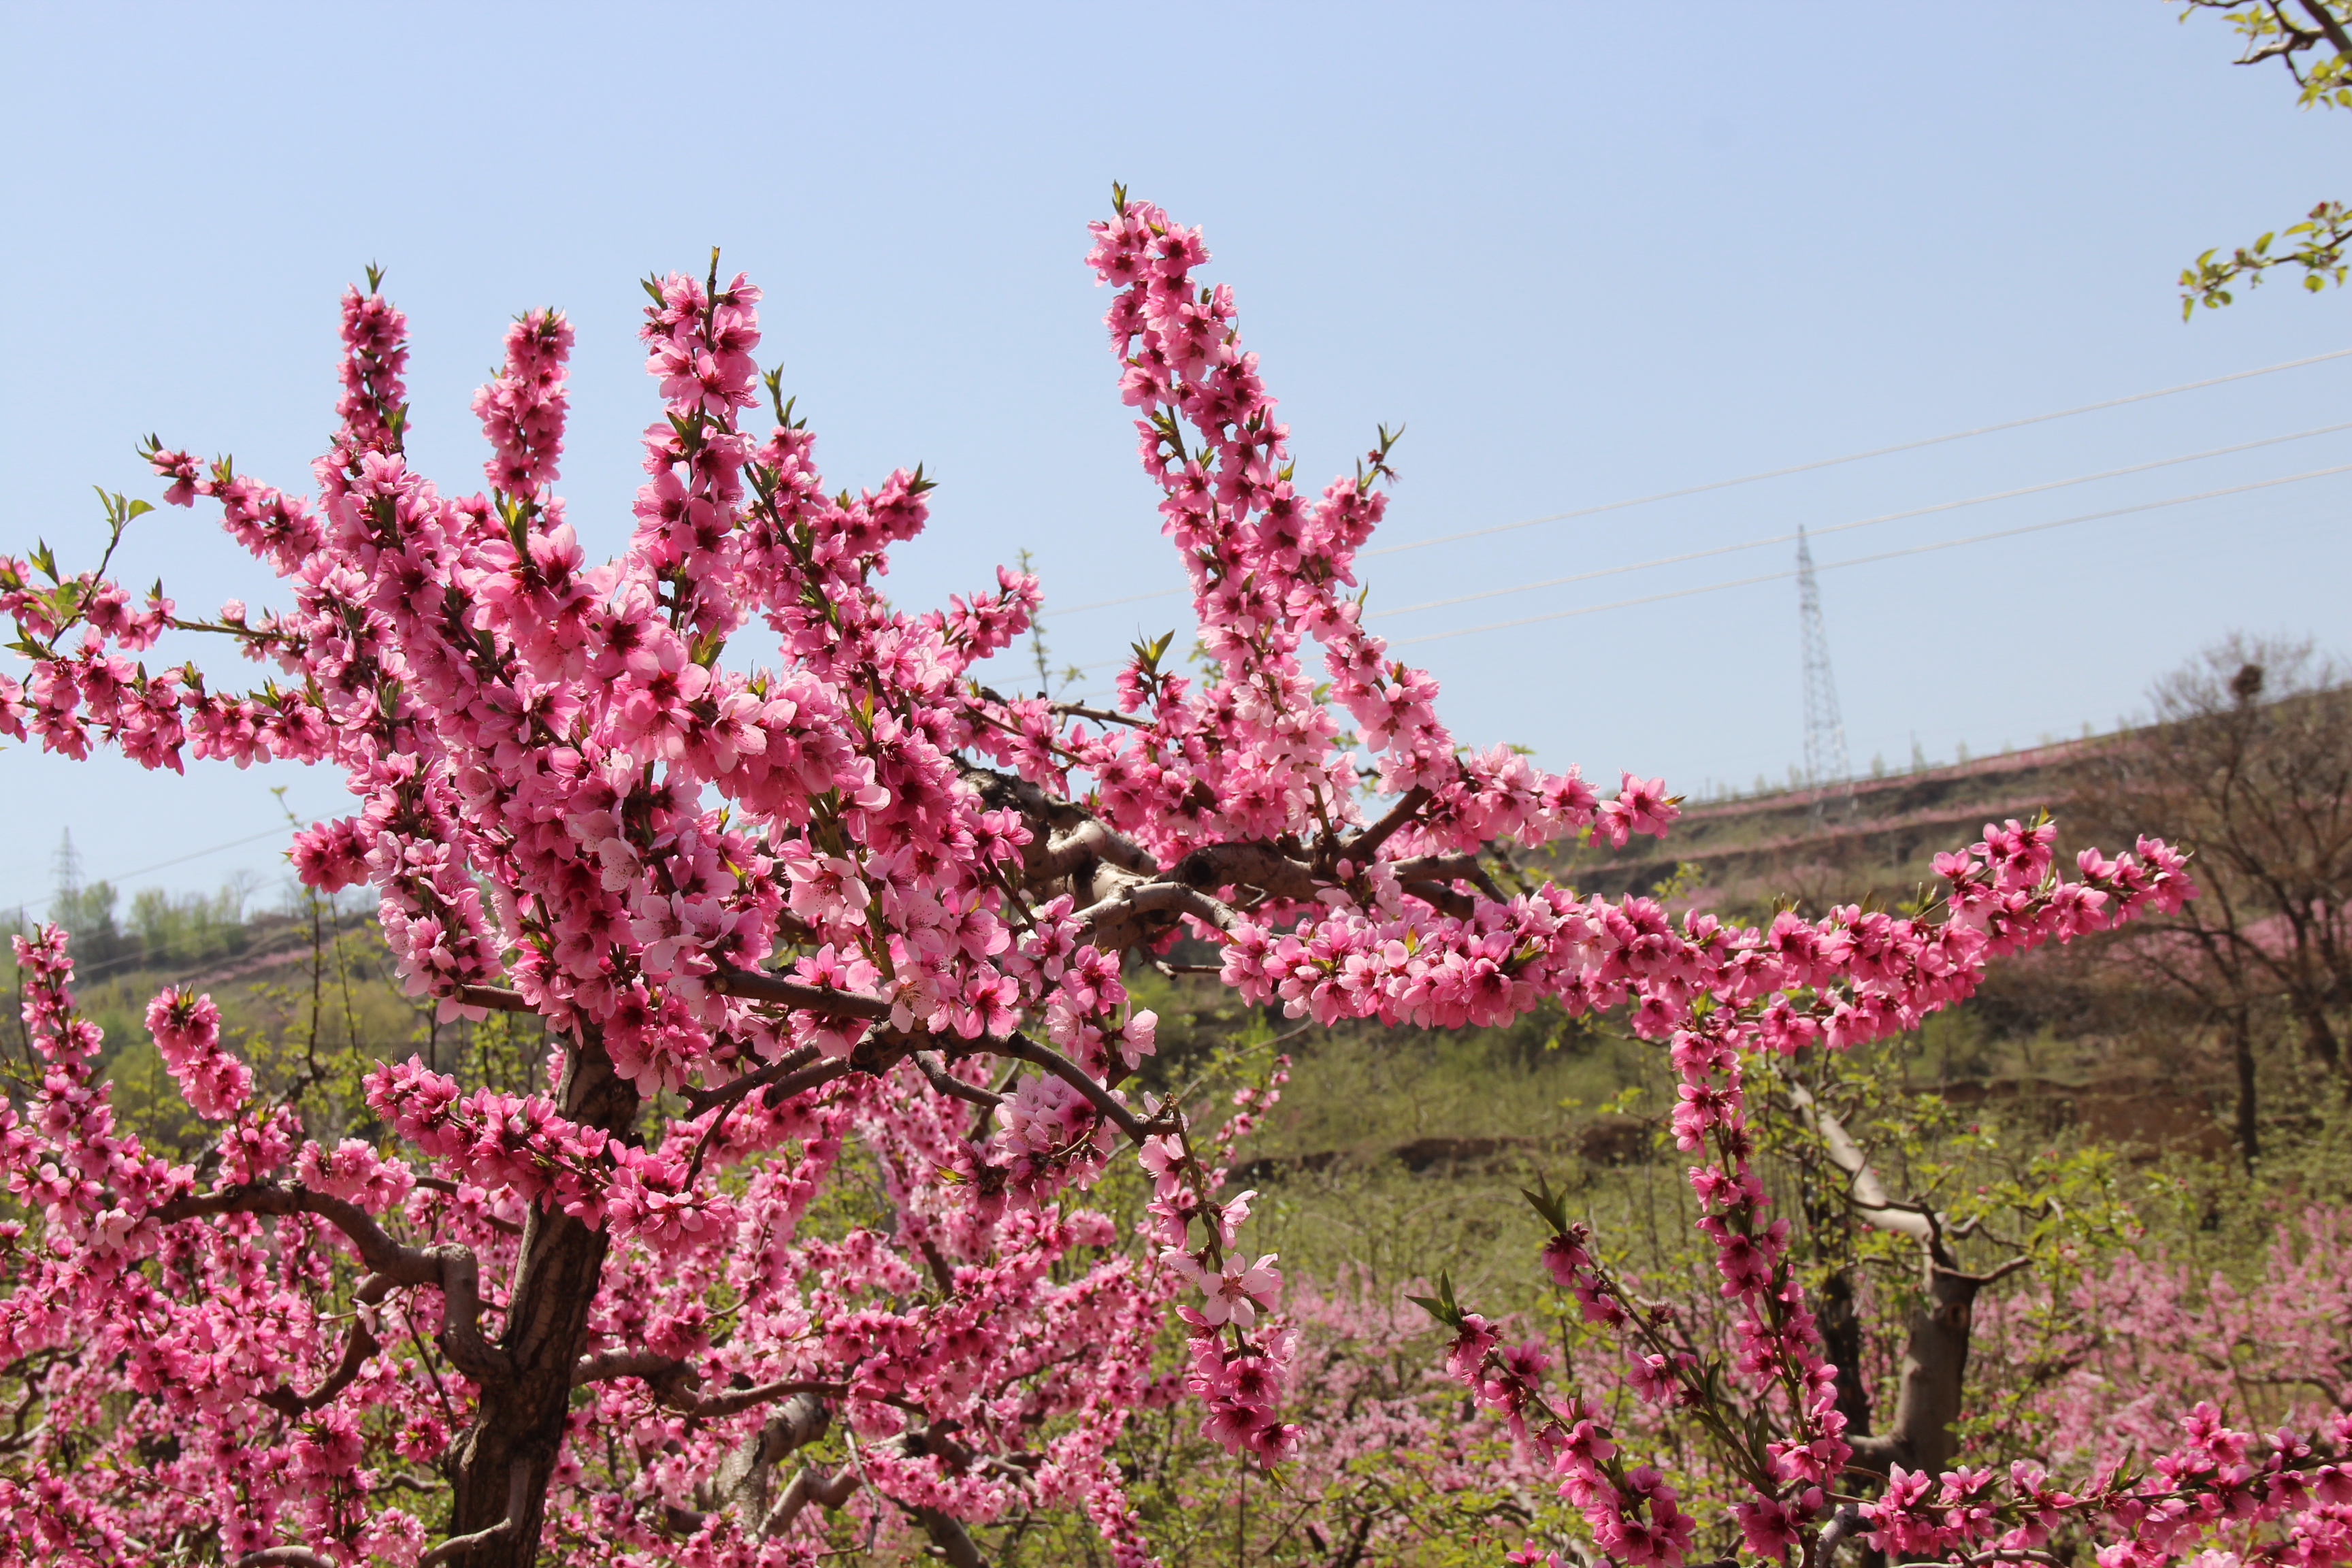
xmin=1388 ymin=852 xmax=1506 ymax=903
xmin=680 ymin=1046 xmax=821 ymax=1117
xmin=1032 ymin=819 xmax=1159 ymax=881
xmin=711 ymin=966 xmax=893 ymax=1020
xmin=455 ymin=983 xmax=532 ymax=1013
xmin=456 ymin=968 xmax=899 ymax=1026
xmin=2298 ymin=0 xmax=2352 ymax=58
xmin=669 ymin=1377 xmax=849 ymax=1421
xmin=418 ymin=1461 xmax=528 ymax=1567
xmin=1073 ymin=877 xmax=1243 ymax=950
xmin=573 ymin=1350 xmax=690 ymax=1386
xmin=691 ymin=1390 xmax=834 ymax=1530
xmin=155 ymin=1183 xmax=510 ymax=1384
xmin=994 ymin=1032 xmax=1151 ymax=1143
xmin=571 ymin=1352 xmax=851 ymax=1420
xmin=917 ymin=1506 xmax=990 ymax=1568
xmin=1812 ymin=1507 xmax=1866 ymax=1568
xmin=1784 ymin=1083 xmax=1935 ymax=1243
xmin=258 ymin=1319 xmax=379 ymax=1418
xmin=1049 ymin=700 xmax=1151 ymax=732
xmin=1169 ymin=841 xmax=1320 ymax=902
xmin=1342 ymin=783 xmax=1431 ymax=862
xmin=764 ymin=1463 xmax=861 ymax=1538
xmin=915 ymin=1051 xmax=1006 ymax=1109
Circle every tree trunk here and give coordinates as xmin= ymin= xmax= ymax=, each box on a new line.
xmin=2289 ymin=996 xmax=2346 ymax=1092
xmin=1817 ymin=1267 xmax=1872 ymax=1440
xmin=2231 ymin=1011 xmax=2259 ymax=1172
xmin=1848 ymin=1264 xmax=1982 ymax=1480
xmin=440 ymin=1031 xmax=640 ymax=1565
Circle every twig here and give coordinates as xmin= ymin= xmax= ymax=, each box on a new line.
xmin=915 ymin=1051 xmax=1005 ymax=1110
xmin=1049 ymin=700 xmax=1149 ymax=731
xmin=681 ymin=1046 xmax=823 ymax=1117
xmin=412 ymin=1175 xmax=521 ymax=1236
xmin=258 ymin=1319 xmax=379 ymax=1417
xmin=994 ymin=1032 xmax=1151 ymax=1143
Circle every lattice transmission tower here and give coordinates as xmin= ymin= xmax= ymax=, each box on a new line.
xmin=1795 ymin=523 xmax=1852 ymax=828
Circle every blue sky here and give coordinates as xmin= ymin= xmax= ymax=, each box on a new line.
xmin=2 ymin=2 xmax=2347 ymax=917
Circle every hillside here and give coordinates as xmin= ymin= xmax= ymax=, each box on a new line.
xmin=1552 ymin=737 xmax=2108 ymax=912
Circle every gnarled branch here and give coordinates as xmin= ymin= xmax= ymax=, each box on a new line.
xmin=258 ymin=1318 xmax=380 ymax=1418
xmin=155 ymin=1183 xmax=510 ymax=1385
xmin=1388 ymin=852 xmax=1506 ymax=903
xmin=1786 ymin=1083 xmax=1934 ymax=1244
xmin=1787 ymin=1083 xmax=2002 ymax=1479
xmin=1169 ymin=840 xmax=1319 ymax=902
xmin=1033 ymin=819 xmax=1159 ymax=881
xmin=764 ymin=1463 xmax=860 ymax=1538
xmin=689 ymin=1389 xmax=834 ymax=1531
xmin=418 ymin=1461 xmax=529 ymax=1567
xmin=1073 ymin=877 xmax=1243 ymax=951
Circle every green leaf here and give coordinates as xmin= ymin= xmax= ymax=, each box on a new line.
xmin=1520 ymin=1172 xmax=1571 ymax=1233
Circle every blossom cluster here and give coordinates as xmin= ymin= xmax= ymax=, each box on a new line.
xmin=0 ymin=192 xmax=2241 ymax=1568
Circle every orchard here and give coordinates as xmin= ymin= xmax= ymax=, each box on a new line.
xmin=0 ymin=190 xmax=2342 ymax=1568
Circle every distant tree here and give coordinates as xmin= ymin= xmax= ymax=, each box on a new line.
xmin=2178 ymin=1 xmax=2352 ymax=313
xmin=2075 ymin=633 xmax=2352 ymax=1166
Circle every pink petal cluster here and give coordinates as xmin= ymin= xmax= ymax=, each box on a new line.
xmin=0 ymin=193 xmax=2283 ymax=1568
xmin=142 ymin=987 xmax=249 ymax=1120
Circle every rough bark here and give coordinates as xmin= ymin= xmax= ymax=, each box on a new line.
xmin=1846 ymin=1264 xmax=1983 ymax=1480
xmin=438 ymin=1030 xmax=640 ymax=1565
xmin=1788 ymin=1083 xmax=2021 ymax=1483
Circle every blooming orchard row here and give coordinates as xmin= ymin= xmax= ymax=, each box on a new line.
xmin=0 ymin=192 xmax=2327 ymax=1568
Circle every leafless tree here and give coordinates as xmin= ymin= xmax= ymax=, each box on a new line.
xmin=2072 ymin=634 xmax=2352 ymax=1167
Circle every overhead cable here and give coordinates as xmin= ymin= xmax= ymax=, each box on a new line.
xmin=1378 ymin=419 xmax=2352 ymax=619
xmin=1050 ymin=344 xmax=2352 ymax=616
xmin=1386 ymin=463 xmax=2352 ymax=647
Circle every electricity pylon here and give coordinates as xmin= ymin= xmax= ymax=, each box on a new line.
xmin=1797 ymin=523 xmax=1853 ymax=829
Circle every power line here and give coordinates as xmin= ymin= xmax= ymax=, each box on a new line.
xmin=1054 ymin=584 xmax=1182 ymax=616
xmin=97 ymin=828 xmax=290 ymax=884
xmin=1362 ymin=345 xmax=2352 ymax=558
xmin=2 ymin=826 xmax=290 ymax=911
xmin=1375 ymin=419 xmax=2352 ymax=619
xmin=1051 ymin=343 xmax=2352 ymax=615
xmin=1386 ymin=462 xmax=2352 ymax=647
